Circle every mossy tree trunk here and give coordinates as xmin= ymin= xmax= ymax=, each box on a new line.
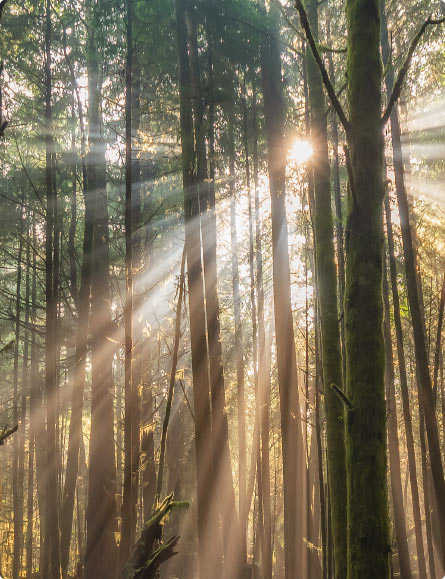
xmin=304 ymin=1 xmax=347 ymax=576
xmin=344 ymin=2 xmax=389 ymax=577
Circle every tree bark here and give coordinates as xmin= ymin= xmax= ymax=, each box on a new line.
xmin=175 ymin=2 xmax=220 ymax=576
xmin=44 ymin=0 xmax=62 ymax=574
xmin=385 ymin=197 xmax=427 ymax=579
xmin=344 ymin=2 xmax=389 ymax=576
xmin=260 ymin=14 xmax=305 ymax=578
xmin=304 ymin=2 xmax=347 ymax=576
xmin=12 ymin=204 xmax=24 ymax=579
xmin=381 ymin=1 xmax=445 ymax=561
xmin=383 ymin=263 xmax=412 ymax=578
xmin=84 ymin=1 xmax=118 ymax=575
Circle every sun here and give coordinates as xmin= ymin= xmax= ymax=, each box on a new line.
xmin=288 ymin=139 xmax=313 ymax=165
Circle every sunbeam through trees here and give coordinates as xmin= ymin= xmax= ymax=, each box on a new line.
xmin=0 ymin=0 xmax=444 ymax=578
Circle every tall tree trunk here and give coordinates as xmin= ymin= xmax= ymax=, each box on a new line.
xmin=12 ymin=204 xmax=24 ymax=579
xmin=228 ymin=103 xmax=247 ymax=569
xmin=344 ymin=2 xmax=389 ymax=576
xmin=381 ymin=2 xmax=445 ymax=559
xmin=84 ymin=1 xmax=118 ymax=575
xmin=190 ymin=14 xmax=238 ymax=574
xmin=25 ymin=229 xmax=35 ymax=579
xmin=19 ymin=230 xmax=31 ymax=576
xmin=383 ymin=263 xmax=412 ymax=578
xmin=175 ymin=1 xmax=219 ymax=576
xmin=418 ymin=403 xmax=437 ymax=578
xmin=44 ymin=0 xmax=61 ymax=574
xmin=121 ymin=0 xmax=137 ymax=564
xmin=60 ymin=50 xmax=94 ymax=579
xmin=252 ymin=82 xmax=272 ymax=579
xmin=304 ymin=2 xmax=347 ymax=576
xmin=433 ymin=274 xmax=445 ymax=402
xmin=260 ymin=16 xmax=305 ymax=579
xmin=385 ymin=197 xmax=427 ymax=579
xmin=155 ymin=248 xmax=185 ymax=500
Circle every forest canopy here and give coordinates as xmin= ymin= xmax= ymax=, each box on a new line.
xmin=0 ymin=0 xmax=444 ymax=578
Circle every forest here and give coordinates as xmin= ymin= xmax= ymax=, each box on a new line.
xmin=0 ymin=0 xmax=444 ymax=577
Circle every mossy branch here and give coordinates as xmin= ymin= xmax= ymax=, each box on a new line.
xmin=382 ymin=14 xmax=445 ymax=125
xmin=121 ymin=494 xmax=189 ymax=579
xmin=294 ymin=0 xmax=351 ymax=135
xmin=0 ymin=424 xmax=18 ymax=446
xmin=330 ymin=383 xmax=353 ymax=411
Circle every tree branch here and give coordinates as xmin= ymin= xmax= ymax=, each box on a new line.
xmin=382 ymin=15 xmax=445 ymax=125
xmin=0 ymin=424 xmax=18 ymax=446
xmin=294 ymin=0 xmax=350 ymax=134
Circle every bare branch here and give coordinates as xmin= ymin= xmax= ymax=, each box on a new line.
xmin=382 ymin=15 xmax=445 ymax=125
xmin=294 ymin=0 xmax=351 ymax=134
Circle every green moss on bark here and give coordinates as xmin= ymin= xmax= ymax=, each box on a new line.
xmin=345 ymin=1 xmax=390 ymax=577
xmin=304 ymin=1 xmax=347 ymax=577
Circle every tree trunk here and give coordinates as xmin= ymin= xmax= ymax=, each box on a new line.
xmin=383 ymin=264 xmax=412 ymax=578
xmin=12 ymin=204 xmax=24 ymax=579
xmin=60 ymin=50 xmax=95 ymax=579
xmin=304 ymin=2 xmax=347 ymax=576
xmin=381 ymin=1 xmax=445 ymax=560
xmin=44 ymin=0 xmax=62 ymax=574
xmin=121 ymin=0 xmax=138 ymax=564
xmin=85 ymin=1 xmax=118 ymax=575
xmin=156 ymin=248 xmax=185 ymax=500
xmin=385 ymin=197 xmax=427 ymax=579
xmin=253 ymin=82 xmax=272 ymax=579
xmin=344 ymin=2 xmax=389 ymax=576
xmin=260 ymin=16 xmax=305 ymax=578
xmin=433 ymin=274 xmax=445 ymax=401
xmin=175 ymin=1 xmax=219 ymax=576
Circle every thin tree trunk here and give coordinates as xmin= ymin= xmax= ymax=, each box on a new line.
xmin=191 ymin=15 xmax=238 ymax=574
xmin=385 ymin=196 xmax=427 ymax=579
xmin=227 ymin=104 xmax=247 ymax=569
xmin=44 ymin=0 xmax=61 ymax=574
xmin=12 ymin=204 xmax=24 ymax=579
xmin=252 ymin=82 xmax=272 ymax=579
xmin=121 ymin=0 xmax=137 ymax=563
xmin=60 ymin=54 xmax=95 ymax=579
xmin=175 ymin=2 xmax=219 ymax=576
xmin=419 ymin=408 xmax=436 ymax=579
xmin=433 ymin=274 xmax=445 ymax=401
xmin=383 ymin=263 xmax=412 ymax=578
xmin=156 ymin=248 xmax=185 ymax=500
xmin=381 ymin=2 xmax=445 ymax=559
xmin=25 ymin=229 xmax=35 ymax=579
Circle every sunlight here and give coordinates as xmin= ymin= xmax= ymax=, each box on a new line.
xmin=288 ymin=139 xmax=313 ymax=166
